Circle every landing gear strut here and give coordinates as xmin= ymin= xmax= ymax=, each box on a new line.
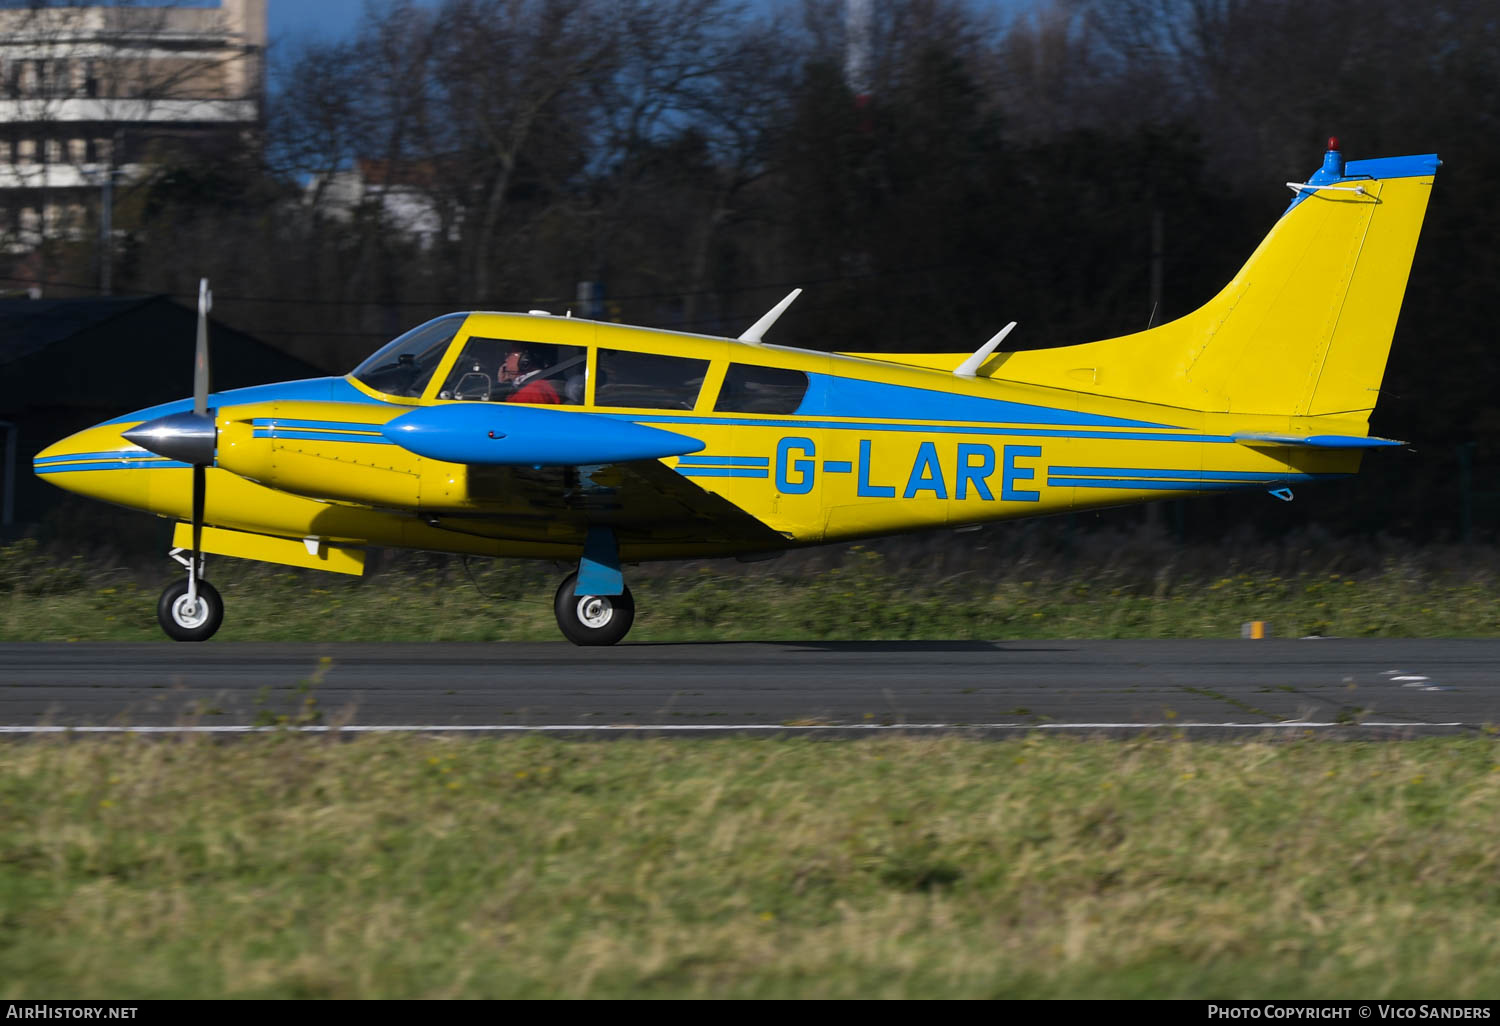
xmin=157 ymin=547 xmax=223 ymax=642
xmin=554 ymin=571 xmax=635 ymax=646
xmin=552 ymin=525 xmax=635 ymax=645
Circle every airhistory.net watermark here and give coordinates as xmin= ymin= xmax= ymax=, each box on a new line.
xmin=5 ymin=1008 xmax=137 ymax=1020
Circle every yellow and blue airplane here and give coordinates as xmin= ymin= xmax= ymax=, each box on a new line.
xmin=34 ymin=140 xmax=1439 ymax=644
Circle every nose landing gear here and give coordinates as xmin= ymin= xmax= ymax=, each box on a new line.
xmin=157 ymin=546 xmax=223 ymax=642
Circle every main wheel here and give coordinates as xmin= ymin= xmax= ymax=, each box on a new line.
xmin=553 ymin=572 xmax=635 ymax=646
xmin=157 ymin=579 xmax=224 ymax=642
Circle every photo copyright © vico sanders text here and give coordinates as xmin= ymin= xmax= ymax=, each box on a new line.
xmin=1210 ymin=1009 xmax=1491 ymax=1020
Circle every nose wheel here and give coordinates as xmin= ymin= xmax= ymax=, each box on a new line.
xmin=157 ymin=577 xmax=223 ymax=642
xmin=157 ymin=546 xmax=223 ymax=641
xmin=554 ymin=571 xmax=635 ymax=646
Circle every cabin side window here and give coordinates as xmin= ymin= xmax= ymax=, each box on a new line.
xmin=713 ymin=363 xmax=810 ymax=415
xmin=437 ymin=337 xmax=587 ymax=406
xmin=594 ymin=349 xmax=709 ymax=410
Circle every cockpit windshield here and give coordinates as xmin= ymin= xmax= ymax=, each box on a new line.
xmin=349 ymin=313 xmax=467 ymax=397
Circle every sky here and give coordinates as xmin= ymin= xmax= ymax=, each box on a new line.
xmin=0 ymin=0 xmax=390 ymax=42
xmin=266 ymin=0 xmax=1042 ymax=48
xmin=267 ymin=0 xmax=374 ymax=45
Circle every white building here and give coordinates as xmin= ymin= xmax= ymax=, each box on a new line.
xmin=304 ymin=159 xmax=451 ymax=251
xmin=0 ymin=0 xmax=266 ymax=251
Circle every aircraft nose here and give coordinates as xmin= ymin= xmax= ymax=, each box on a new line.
xmin=32 ymin=420 xmax=165 ymax=507
xmin=33 ymin=424 xmax=123 ymax=476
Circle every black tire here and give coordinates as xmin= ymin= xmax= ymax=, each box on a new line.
xmin=553 ymin=572 xmax=635 ymax=646
xmin=157 ymin=579 xmax=224 ymax=642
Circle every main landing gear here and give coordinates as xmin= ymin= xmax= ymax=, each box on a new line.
xmin=158 ymin=547 xmax=223 ymax=642
xmin=554 ymin=572 xmax=635 ymax=646
xmin=553 ymin=525 xmax=635 ymax=646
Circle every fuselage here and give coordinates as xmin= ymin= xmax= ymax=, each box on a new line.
xmin=33 ymin=311 xmax=1361 ymax=563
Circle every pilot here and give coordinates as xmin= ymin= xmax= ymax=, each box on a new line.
xmin=496 ymin=344 xmax=562 ymax=404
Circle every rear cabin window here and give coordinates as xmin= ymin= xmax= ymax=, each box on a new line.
xmin=437 ymin=337 xmax=586 ymax=405
xmin=714 ymin=363 xmax=810 ymax=414
xmin=595 ymin=349 xmax=709 ymax=410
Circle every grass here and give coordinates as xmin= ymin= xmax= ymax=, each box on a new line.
xmin=1 ymin=734 xmax=1498 ymax=998
xmin=6 ymin=527 xmax=1500 ymax=997
xmin=5 ymin=529 xmax=1500 ymax=641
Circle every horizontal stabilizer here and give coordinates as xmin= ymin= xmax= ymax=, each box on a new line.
xmin=1232 ymin=433 xmax=1405 ymax=449
xmin=383 ymin=403 xmax=704 ymax=466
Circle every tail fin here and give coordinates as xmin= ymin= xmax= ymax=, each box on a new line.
xmin=988 ymin=145 xmax=1440 ymax=418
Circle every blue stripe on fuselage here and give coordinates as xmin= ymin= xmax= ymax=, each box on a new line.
xmin=677 ymin=455 xmax=770 ymax=467
xmin=1048 ymin=472 xmax=1347 ymax=491
xmin=252 ymin=429 xmax=395 ymax=444
xmin=34 ymin=449 xmax=153 ymax=465
xmin=1051 ymin=466 xmax=1309 ymax=482
xmin=102 ymin=376 xmax=382 ymax=425
xmin=675 ymin=467 xmax=769 ymax=479
xmin=597 ymin=412 xmax=1227 ymax=444
xmin=250 ymin=417 xmax=386 ymax=433
xmin=35 ymin=459 xmax=190 ymax=473
xmin=795 ymin=374 xmax=1171 ymax=428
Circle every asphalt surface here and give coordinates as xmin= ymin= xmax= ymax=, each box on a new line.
xmin=1 ymin=639 xmax=1497 ymax=736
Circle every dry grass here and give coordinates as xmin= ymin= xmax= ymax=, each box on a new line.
xmin=2 ymin=734 xmax=1498 ymax=998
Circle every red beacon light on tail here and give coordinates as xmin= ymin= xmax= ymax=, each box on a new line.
xmin=1310 ymin=135 xmax=1346 ymax=184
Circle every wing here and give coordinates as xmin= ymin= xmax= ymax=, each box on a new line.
xmin=423 ymin=458 xmax=790 ymax=553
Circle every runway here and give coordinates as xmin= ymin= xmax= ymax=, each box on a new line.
xmin=1 ymin=639 xmax=1497 ymax=736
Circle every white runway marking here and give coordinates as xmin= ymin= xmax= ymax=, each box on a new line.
xmin=1384 ymin=668 xmax=1447 ymax=691
xmin=0 ymin=721 xmax=1471 ymax=735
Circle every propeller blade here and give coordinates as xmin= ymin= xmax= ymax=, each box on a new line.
xmin=190 ymin=279 xmax=212 ymax=589
xmin=194 ymin=278 xmax=211 ymax=417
